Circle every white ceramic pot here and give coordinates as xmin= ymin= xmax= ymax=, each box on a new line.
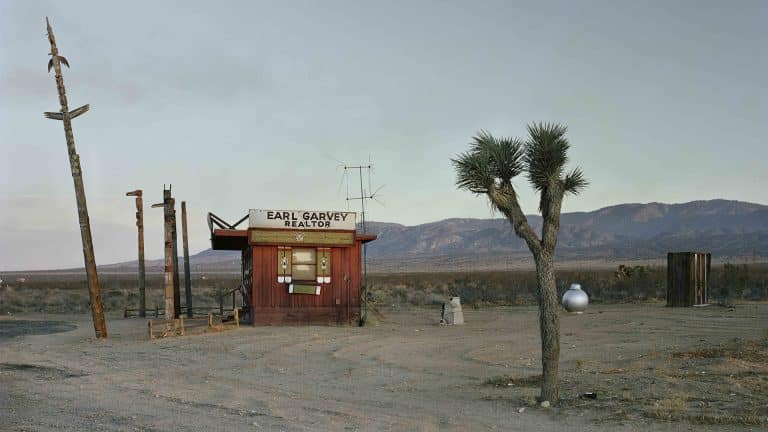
xmin=562 ymin=283 xmax=589 ymax=313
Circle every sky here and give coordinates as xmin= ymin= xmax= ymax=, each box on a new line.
xmin=1 ymin=1 xmax=766 ymax=270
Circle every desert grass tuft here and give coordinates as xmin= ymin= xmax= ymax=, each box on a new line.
xmin=484 ymin=374 xmax=541 ymax=387
xmin=649 ymin=393 xmax=691 ymax=420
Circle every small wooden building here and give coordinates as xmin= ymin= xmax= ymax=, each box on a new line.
xmin=209 ymin=209 xmax=375 ymax=325
xmin=667 ymin=252 xmax=711 ymax=307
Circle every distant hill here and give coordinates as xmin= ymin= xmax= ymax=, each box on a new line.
xmin=103 ymin=199 xmax=768 ymax=273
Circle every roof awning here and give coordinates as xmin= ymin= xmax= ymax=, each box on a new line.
xmin=211 ymin=229 xmax=248 ymax=250
xmin=356 ymin=233 xmax=377 ymax=243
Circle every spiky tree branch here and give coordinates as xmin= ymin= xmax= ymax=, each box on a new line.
xmin=524 ymin=123 xmax=589 ymax=252
xmin=488 ymin=185 xmax=542 ymax=256
xmin=452 ymin=132 xmax=542 ymax=255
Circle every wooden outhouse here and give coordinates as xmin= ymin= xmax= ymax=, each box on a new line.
xmin=208 ymin=209 xmax=375 ymax=325
xmin=667 ymin=252 xmax=711 ymax=307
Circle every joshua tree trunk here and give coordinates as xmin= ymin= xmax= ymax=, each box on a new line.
xmin=493 ymin=187 xmax=562 ymax=403
xmin=534 ymin=251 xmax=560 ymax=402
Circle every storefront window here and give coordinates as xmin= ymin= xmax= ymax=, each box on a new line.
xmin=291 ymin=248 xmax=316 ymax=281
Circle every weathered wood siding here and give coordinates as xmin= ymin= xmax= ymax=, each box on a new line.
xmin=667 ymin=252 xmax=711 ymax=307
xmin=241 ymin=247 xmax=253 ymax=306
xmin=249 ymin=242 xmax=362 ymax=324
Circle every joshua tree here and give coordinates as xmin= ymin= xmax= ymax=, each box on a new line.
xmin=453 ymin=123 xmax=587 ymax=403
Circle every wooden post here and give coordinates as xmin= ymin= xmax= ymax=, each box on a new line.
xmin=234 ymin=308 xmax=239 ymax=328
xmin=207 ymin=312 xmax=213 ymax=328
xmin=152 ymin=187 xmax=176 ymax=319
xmin=179 ymin=317 xmax=185 ymax=336
xmin=346 ymin=275 xmax=351 ymax=325
xmin=43 ymin=18 xmax=107 ymax=338
xmin=181 ymin=201 xmax=192 ymax=318
xmin=171 ymin=195 xmax=181 ymax=319
xmin=147 ymin=320 xmax=153 ymax=340
xmin=126 ymin=190 xmax=146 ymax=317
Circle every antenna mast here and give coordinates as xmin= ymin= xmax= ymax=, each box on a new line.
xmin=344 ymin=161 xmax=379 ymax=326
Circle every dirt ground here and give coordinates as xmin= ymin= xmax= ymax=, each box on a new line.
xmin=1 ymin=304 xmax=766 ymax=431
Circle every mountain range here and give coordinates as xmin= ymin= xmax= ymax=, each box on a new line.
xmin=102 ymin=199 xmax=768 ymax=273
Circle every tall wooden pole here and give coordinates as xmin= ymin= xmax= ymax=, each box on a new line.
xmin=126 ymin=190 xmax=146 ymax=317
xmin=152 ymin=187 xmax=176 ymax=319
xmin=43 ymin=17 xmax=107 ymax=338
xmin=171 ymin=194 xmax=181 ymax=319
xmin=181 ymin=201 xmax=192 ymax=317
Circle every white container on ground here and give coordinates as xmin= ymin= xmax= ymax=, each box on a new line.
xmin=442 ymin=297 xmax=465 ymax=325
xmin=562 ymin=283 xmax=589 ymax=313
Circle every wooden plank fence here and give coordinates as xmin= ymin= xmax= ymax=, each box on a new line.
xmin=147 ymin=308 xmax=239 ymax=340
xmin=126 ymin=305 xmax=233 ymax=319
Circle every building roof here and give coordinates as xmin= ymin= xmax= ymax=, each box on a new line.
xmin=211 ymin=229 xmax=377 ymax=250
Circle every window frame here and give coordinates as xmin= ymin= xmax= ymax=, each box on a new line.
xmin=290 ymin=247 xmax=317 ymax=282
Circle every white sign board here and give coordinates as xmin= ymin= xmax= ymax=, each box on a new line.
xmin=249 ymin=209 xmax=356 ymax=231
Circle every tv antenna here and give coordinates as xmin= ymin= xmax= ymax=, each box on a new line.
xmin=342 ymin=158 xmax=383 ymax=326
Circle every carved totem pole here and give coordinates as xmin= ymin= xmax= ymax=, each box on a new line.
xmin=43 ymin=17 xmax=107 ymax=338
xmin=152 ymin=187 xmax=180 ymax=319
xmin=126 ymin=190 xmax=146 ymax=317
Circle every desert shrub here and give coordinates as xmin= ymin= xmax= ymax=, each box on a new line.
xmin=1 ymin=264 xmax=767 ymax=313
xmin=720 ymin=263 xmax=768 ymax=301
xmin=368 ymin=265 xmax=766 ymax=307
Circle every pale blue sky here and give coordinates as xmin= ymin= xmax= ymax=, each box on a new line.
xmin=1 ymin=1 xmax=766 ymax=270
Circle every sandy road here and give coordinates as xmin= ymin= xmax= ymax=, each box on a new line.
xmin=1 ymin=304 xmax=766 ymax=431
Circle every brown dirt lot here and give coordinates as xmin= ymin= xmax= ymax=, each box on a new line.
xmin=1 ymin=304 xmax=766 ymax=431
